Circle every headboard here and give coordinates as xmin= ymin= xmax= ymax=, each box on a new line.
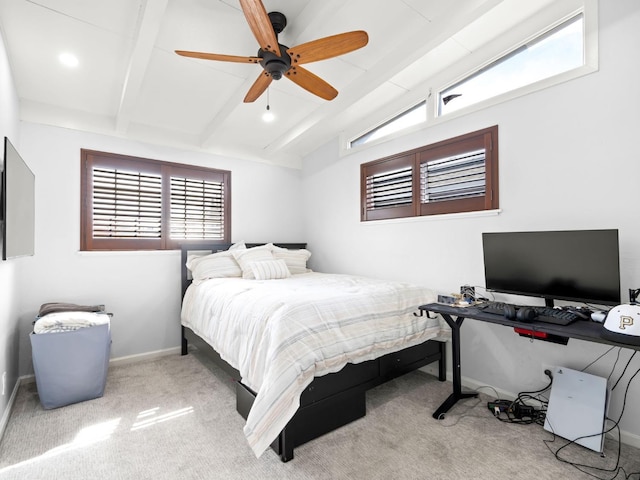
xmin=180 ymin=242 xmax=307 ymax=298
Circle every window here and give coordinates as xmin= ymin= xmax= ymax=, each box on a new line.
xmin=361 ymin=126 xmax=498 ymax=221
xmin=344 ymin=5 xmax=595 ymax=155
xmin=80 ymin=150 xmax=231 ymax=251
xmin=439 ymin=14 xmax=584 ymax=116
xmin=349 ymin=101 xmax=426 ymax=148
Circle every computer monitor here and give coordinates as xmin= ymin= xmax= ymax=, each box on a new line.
xmin=482 ymin=229 xmax=621 ymax=307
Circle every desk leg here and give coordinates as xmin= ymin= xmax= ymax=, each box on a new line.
xmin=433 ymin=313 xmax=478 ymax=419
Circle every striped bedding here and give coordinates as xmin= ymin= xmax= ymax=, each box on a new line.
xmin=180 ymin=272 xmax=448 ymax=457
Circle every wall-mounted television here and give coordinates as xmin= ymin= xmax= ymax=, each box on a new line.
xmin=482 ymin=229 xmax=621 ymax=307
xmin=1 ymin=137 xmax=35 ymax=260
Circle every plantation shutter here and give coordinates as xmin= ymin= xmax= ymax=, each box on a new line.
xmin=420 ymin=148 xmax=486 ymax=204
xmin=361 ymin=154 xmax=416 ymax=221
xmin=92 ymin=167 xmax=163 ymax=239
xmin=360 ymin=125 xmax=498 ymax=221
xmin=419 ymin=127 xmax=497 ymax=216
xmin=170 ymin=176 xmax=225 ymax=241
xmin=81 ymin=149 xmax=231 ymax=251
xmin=366 ymin=167 xmax=412 ymax=208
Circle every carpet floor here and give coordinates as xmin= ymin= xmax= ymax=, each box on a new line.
xmin=1 ymin=351 xmax=639 ymax=479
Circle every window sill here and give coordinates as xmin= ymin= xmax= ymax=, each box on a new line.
xmin=361 ymin=208 xmax=501 ymax=226
xmin=77 ymin=249 xmax=180 ymax=257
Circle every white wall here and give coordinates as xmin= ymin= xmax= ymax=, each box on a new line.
xmin=0 ymin=23 xmax=21 ymax=434
xmin=302 ymin=0 xmax=640 ymax=446
xmin=15 ymin=123 xmax=306 ymax=375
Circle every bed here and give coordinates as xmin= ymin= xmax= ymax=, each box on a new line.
xmin=180 ymin=242 xmax=449 ymax=462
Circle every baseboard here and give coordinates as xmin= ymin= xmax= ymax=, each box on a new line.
xmin=460 ymin=374 xmax=512 ymax=400
xmin=0 ymin=377 xmax=22 ymax=443
xmin=108 ymin=346 xmax=182 ymax=367
xmin=619 ymin=429 xmax=640 ymax=450
xmin=18 ymin=346 xmax=182 ymax=386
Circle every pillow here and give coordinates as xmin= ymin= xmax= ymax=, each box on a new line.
xmin=231 ymin=245 xmax=276 ymax=279
xmin=249 ymin=259 xmax=291 ymax=280
xmin=268 ymin=244 xmax=312 ymax=274
xmin=187 ymin=250 xmax=242 ymax=281
xmin=229 ymin=241 xmax=246 ymax=251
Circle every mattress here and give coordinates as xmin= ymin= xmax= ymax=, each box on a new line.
xmin=181 ymin=271 xmax=448 ymax=457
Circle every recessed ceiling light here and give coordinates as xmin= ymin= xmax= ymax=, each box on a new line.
xmin=59 ymin=52 xmax=79 ymax=68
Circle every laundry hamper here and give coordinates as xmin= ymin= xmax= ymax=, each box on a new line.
xmin=30 ymin=308 xmax=111 ymax=409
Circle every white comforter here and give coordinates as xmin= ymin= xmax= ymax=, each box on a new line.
xmin=180 ymin=272 xmax=448 ymax=457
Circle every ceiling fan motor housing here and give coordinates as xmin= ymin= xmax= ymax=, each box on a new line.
xmin=259 ymin=44 xmax=291 ymax=80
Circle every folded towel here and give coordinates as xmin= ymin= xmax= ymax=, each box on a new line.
xmin=38 ymin=303 xmax=105 ymax=317
xmin=34 ymin=312 xmax=111 ymax=334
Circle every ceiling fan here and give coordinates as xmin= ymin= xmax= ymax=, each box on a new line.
xmin=175 ymin=0 xmax=368 ymax=103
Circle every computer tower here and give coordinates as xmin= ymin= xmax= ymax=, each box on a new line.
xmin=543 ymin=366 xmax=608 ymax=452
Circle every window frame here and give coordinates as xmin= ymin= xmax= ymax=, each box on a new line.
xmin=437 ymin=13 xmax=586 ymax=117
xmin=342 ymin=1 xmax=597 ymax=156
xmin=349 ymin=100 xmax=427 ymax=149
xmin=80 ymin=149 xmax=231 ymax=251
xmin=361 ymin=126 xmax=498 ymax=222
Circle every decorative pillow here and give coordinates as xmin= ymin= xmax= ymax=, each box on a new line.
xmin=229 ymin=241 xmax=246 ymax=251
xmin=268 ymin=243 xmax=312 ymax=274
xmin=249 ymin=259 xmax=291 ymax=280
xmin=231 ymin=245 xmax=276 ymax=279
xmin=187 ymin=250 xmax=242 ymax=281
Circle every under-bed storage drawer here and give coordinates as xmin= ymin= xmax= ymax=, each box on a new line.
xmin=379 ymin=340 xmax=442 ymax=379
xmin=236 ymin=379 xmax=367 ymax=455
xmin=236 ymin=381 xmax=255 ymax=420
xmin=300 ymin=360 xmax=379 ymax=405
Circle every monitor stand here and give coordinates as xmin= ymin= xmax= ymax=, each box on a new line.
xmin=543 ymin=366 xmax=608 ymax=452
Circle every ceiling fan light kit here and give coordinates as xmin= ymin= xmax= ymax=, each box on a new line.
xmin=263 ymin=88 xmax=275 ymax=122
xmin=175 ymin=0 xmax=368 ymax=103
xmin=262 ymin=104 xmax=275 ymax=122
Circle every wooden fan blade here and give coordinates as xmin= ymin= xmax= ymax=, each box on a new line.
xmin=244 ymin=71 xmax=273 ymax=103
xmin=175 ymin=50 xmax=260 ymax=64
xmin=285 ymin=66 xmax=338 ymax=101
xmin=287 ymin=31 xmax=368 ymax=65
xmin=239 ymin=0 xmax=280 ymax=56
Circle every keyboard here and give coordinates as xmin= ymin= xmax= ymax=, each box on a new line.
xmin=532 ymin=307 xmax=583 ymax=325
xmin=476 ymin=302 xmax=584 ymax=325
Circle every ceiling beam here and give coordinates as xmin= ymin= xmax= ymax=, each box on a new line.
xmin=115 ymin=0 xmax=169 ymax=133
xmin=199 ymin=74 xmax=262 ymax=149
xmin=264 ymin=0 xmax=504 ymax=157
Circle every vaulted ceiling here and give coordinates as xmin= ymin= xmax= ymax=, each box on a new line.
xmin=0 ymin=0 xmax=558 ymax=167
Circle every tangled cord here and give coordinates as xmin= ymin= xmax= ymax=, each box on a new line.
xmin=435 ymin=349 xmax=640 ymax=479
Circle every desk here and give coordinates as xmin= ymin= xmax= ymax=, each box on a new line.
xmin=419 ymin=302 xmax=640 ymax=420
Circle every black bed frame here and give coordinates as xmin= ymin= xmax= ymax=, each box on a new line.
xmin=180 ymin=243 xmax=446 ymax=462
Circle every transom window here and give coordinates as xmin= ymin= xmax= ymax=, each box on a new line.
xmin=345 ymin=5 xmax=594 ymax=154
xmin=361 ymin=126 xmax=498 ymax=221
xmin=80 ymin=150 xmax=231 ymax=251
xmin=349 ymin=101 xmax=426 ymax=148
xmin=438 ymin=14 xmax=584 ymax=116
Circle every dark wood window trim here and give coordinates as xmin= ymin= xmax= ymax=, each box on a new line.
xmin=81 ymin=149 xmax=231 ymax=251
xmin=361 ymin=125 xmax=499 ymax=221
